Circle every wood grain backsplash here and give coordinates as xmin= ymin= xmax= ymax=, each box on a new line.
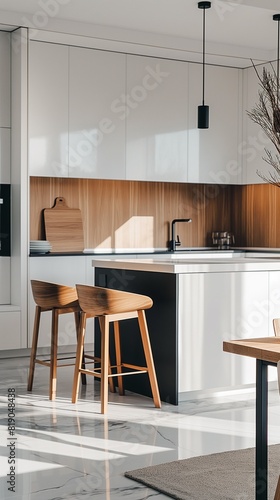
xmin=30 ymin=177 xmax=233 ymax=249
xmin=231 ymin=183 xmax=280 ymax=248
xmin=30 ymin=177 xmax=280 ymax=249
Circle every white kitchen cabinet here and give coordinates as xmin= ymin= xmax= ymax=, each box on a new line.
xmin=126 ymin=54 xmax=188 ymax=182
xmin=28 ymin=41 xmax=69 ymax=177
xmin=178 ymin=271 xmax=270 ymax=394
xmin=68 ymin=47 xmax=126 ymax=179
xmin=0 ymin=128 xmax=10 ymax=183
xmin=0 ymin=257 xmax=10 ymax=304
xmin=28 ymin=256 xmax=93 ymax=348
xmin=242 ymin=63 xmax=276 ymax=184
xmin=0 ymin=32 xmax=10 ymax=128
xmin=187 ymin=63 xmax=242 ymax=184
xmin=0 ymin=308 xmax=21 ymax=350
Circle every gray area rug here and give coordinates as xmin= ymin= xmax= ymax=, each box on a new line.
xmin=125 ymin=444 xmax=280 ymax=500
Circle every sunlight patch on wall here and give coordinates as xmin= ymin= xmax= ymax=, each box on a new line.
xmin=96 ymin=236 xmax=112 ymax=249
xmin=115 ymin=216 xmax=154 ymax=248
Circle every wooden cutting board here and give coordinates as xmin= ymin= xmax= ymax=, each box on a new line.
xmin=43 ymin=197 xmax=84 ymax=253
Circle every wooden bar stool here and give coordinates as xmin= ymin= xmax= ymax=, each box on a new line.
xmin=27 ymin=280 xmax=87 ymax=400
xmin=72 ymin=284 xmax=161 ymax=414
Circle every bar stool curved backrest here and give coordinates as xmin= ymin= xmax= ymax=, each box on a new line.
xmin=72 ymin=284 xmax=161 ymax=414
xmin=28 ymin=280 xmax=85 ymax=400
xmin=273 ymin=318 xmax=280 ymax=337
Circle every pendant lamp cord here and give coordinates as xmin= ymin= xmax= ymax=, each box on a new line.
xmin=202 ymin=6 xmax=206 ymax=106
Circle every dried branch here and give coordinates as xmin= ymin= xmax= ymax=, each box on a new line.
xmin=247 ymin=61 xmax=280 ymax=185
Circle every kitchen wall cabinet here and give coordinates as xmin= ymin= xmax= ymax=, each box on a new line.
xmin=0 ymin=31 xmax=10 ymax=128
xmin=242 ymin=63 xmax=275 ymax=184
xmin=27 ymin=38 xmax=268 ymax=185
xmin=0 ymin=32 xmax=10 ymax=184
xmin=187 ymin=63 xmax=242 ymax=185
xmin=69 ymin=47 xmax=126 ymax=179
xmin=126 ymin=55 xmax=189 ymax=182
xmin=29 ymin=41 xmax=69 ymax=177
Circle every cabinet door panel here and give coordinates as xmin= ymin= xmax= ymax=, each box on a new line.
xmin=126 ymin=55 xmax=188 ymax=182
xmin=0 ymin=311 xmax=21 ymax=349
xmin=188 ymin=64 xmax=242 ymax=184
xmin=0 ymin=32 xmax=10 ymax=128
xmin=29 ymin=41 xmax=69 ymax=177
xmin=0 ymin=128 xmax=10 ymax=183
xmin=179 ymin=271 xmax=269 ymax=393
xmin=69 ymin=47 xmax=126 ymax=179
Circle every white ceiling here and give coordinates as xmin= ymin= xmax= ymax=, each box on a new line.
xmin=0 ymin=0 xmax=279 ymax=67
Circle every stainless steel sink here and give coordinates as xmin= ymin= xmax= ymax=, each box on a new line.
xmin=156 ymin=250 xmax=244 ymax=259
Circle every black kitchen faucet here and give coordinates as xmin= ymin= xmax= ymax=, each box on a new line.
xmin=169 ymin=218 xmax=192 ymax=251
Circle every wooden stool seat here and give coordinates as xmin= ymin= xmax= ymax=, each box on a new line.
xmin=28 ymin=280 xmax=86 ymax=400
xmin=72 ymin=284 xmax=161 ymax=414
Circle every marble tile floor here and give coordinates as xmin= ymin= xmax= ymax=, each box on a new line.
xmin=1 ymin=356 xmax=280 ymax=500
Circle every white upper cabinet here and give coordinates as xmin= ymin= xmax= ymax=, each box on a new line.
xmin=126 ymin=55 xmax=188 ymax=182
xmin=29 ymin=41 xmax=69 ymax=177
xmin=0 ymin=32 xmax=10 ymax=128
xmin=242 ymin=63 xmax=276 ymax=184
xmin=68 ymin=47 xmax=126 ymax=179
xmin=187 ymin=63 xmax=242 ymax=184
xmin=0 ymin=32 xmax=11 ymax=184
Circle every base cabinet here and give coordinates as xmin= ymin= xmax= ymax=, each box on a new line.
xmin=95 ymin=267 xmax=178 ymax=403
xmin=178 ymin=271 xmax=274 ymax=394
xmin=95 ymin=266 xmax=278 ymax=404
xmin=0 ymin=257 xmax=10 ymax=304
xmin=0 ymin=309 xmax=21 ymax=350
xmin=28 ymin=256 xmax=94 ymax=349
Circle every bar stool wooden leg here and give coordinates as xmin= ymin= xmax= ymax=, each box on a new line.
xmin=49 ymin=309 xmax=59 ymax=401
xmin=138 ymin=310 xmax=161 ymax=408
xmin=274 ymin=475 xmax=280 ymax=500
xmin=72 ymin=312 xmax=87 ymax=404
xmin=99 ymin=316 xmax=110 ymax=414
xmin=74 ymin=310 xmax=86 ymax=386
xmin=113 ymin=321 xmax=124 ymax=396
xmin=27 ymin=306 xmax=41 ymax=391
xmin=98 ymin=318 xmax=115 ymax=394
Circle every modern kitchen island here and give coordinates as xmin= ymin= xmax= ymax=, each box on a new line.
xmin=93 ymin=252 xmax=280 ymax=404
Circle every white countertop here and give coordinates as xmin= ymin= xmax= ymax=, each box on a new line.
xmin=92 ymin=253 xmax=280 ymax=274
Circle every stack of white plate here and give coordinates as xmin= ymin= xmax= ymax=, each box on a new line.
xmin=30 ymin=240 xmax=52 ymax=254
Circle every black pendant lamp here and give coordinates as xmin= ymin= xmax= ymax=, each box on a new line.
xmin=198 ymin=1 xmax=211 ymax=129
xmin=273 ymin=13 xmax=280 ymax=133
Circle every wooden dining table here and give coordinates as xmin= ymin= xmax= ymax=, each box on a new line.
xmin=223 ymin=337 xmax=280 ymax=500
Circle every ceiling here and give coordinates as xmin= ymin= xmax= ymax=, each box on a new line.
xmin=0 ymin=0 xmax=279 ymax=67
